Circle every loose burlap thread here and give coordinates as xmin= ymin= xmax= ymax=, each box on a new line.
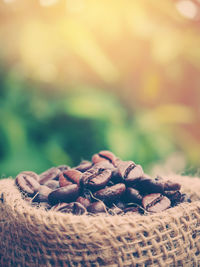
xmin=0 ymin=175 xmax=200 ymax=267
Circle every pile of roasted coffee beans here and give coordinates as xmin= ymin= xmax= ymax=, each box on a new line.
xmin=15 ymin=151 xmax=191 ymax=215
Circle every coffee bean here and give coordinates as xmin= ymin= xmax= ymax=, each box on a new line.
xmin=39 ymin=167 xmax=61 ymax=185
xmin=162 ymin=180 xmax=181 ymax=191
xmin=76 ymin=196 xmax=91 ymax=209
xmin=132 ymin=177 xmax=164 ymax=194
xmin=81 ymin=168 xmax=112 ymax=191
xmin=94 ymin=183 xmax=126 ymax=204
xmin=16 ymin=172 xmax=40 ymax=196
xmin=92 ymin=150 xmax=116 ymax=165
xmin=115 ymin=160 xmax=134 ymax=177
xmin=61 ymin=169 xmax=82 ymax=185
xmin=33 ymin=185 xmax=52 ymax=203
xmin=19 ymin=171 xmax=40 ymax=181
xmin=117 ymin=161 xmax=144 ymax=185
xmin=75 ymin=161 xmax=93 ymax=172
xmin=45 ymin=180 xmax=59 ymax=190
xmin=154 ymin=176 xmax=181 ymax=191
xmin=93 ymin=161 xmax=114 ymax=170
xmin=59 ymin=174 xmax=73 ymax=187
xmin=135 ymin=176 xmax=181 ymax=194
xmin=87 ymin=201 xmax=107 ymax=213
xmin=142 ymin=193 xmax=171 ymax=213
xmin=51 ymin=202 xmax=87 ymax=215
xmin=126 ymin=187 xmax=143 ymax=204
xmin=48 ymin=184 xmax=79 ymax=205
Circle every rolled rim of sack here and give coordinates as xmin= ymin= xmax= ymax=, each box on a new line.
xmin=1 ymin=175 xmax=200 ymax=267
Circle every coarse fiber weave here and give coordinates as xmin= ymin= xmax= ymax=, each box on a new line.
xmin=0 ymin=175 xmax=200 ymax=267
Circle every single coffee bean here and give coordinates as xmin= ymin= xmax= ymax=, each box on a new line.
xmin=155 ymin=176 xmax=181 ymax=191
xmin=75 ymin=161 xmax=93 ymax=172
xmin=45 ymin=180 xmax=59 ymax=190
xmin=126 ymin=187 xmax=143 ymax=204
xmin=135 ymin=176 xmax=181 ymax=194
xmin=92 ymin=150 xmax=116 ymax=165
xmin=87 ymin=201 xmax=107 ymax=214
xmin=163 ymin=180 xmax=181 ymax=191
xmin=92 ymin=154 xmax=107 ymax=164
xmin=132 ymin=177 xmax=164 ymax=194
xmin=51 ymin=202 xmax=87 ymax=215
xmin=16 ymin=172 xmax=40 ymax=196
xmin=125 ymin=165 xmax=144 ymax=183
xmin=61 ymin=169 xmax=82 ymax=185
xmin=93 ymin=161 xmax=114 ymax=170
xmin=142 ymin=193 xmax=171 ymax=213
xmin=33 ymin=185 xmax=52 ymax=203
xmin=117 ymin=161 xmax=144 ymax=184
xmin=18 ymin=171 xmax=40 ymax=181
xmin=59 ymin=174 xmax=73 ymax=187
xmin=48 ymin=184 xmax=79 ymax=205
xmin=94 ymin=183 xmax=126 ymax=204
xmin=81 ymin=168 xmax=112 ymax=191
xmin=76 ymin=196 xmax=91 ymax=209
xmin=39 ymin=167 xmax=61 ymax=185
xmin=115 ymin=160 xmax=133 ymax=177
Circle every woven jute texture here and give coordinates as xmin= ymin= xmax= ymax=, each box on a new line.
xmin=0 ymin=175 xmax=200 ymax=267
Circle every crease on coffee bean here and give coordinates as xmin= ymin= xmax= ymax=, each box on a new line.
xmin=146 ymin=195 xmax=165 ymax=210
xmin=124 ymin=163 xmax=136 ymax=179
xmin=98 ymin=153 xmax=113 ymax=163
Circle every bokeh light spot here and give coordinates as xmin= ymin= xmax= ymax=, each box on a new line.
xmin=176 ymin=0 xmax=198 ymax=19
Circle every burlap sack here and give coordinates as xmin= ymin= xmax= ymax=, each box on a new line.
xmin=0 ymin=175 xmax=200 ymax=267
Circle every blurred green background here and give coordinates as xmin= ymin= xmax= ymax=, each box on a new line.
xmin=0 ymin=0 xmax=200 ymax=177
